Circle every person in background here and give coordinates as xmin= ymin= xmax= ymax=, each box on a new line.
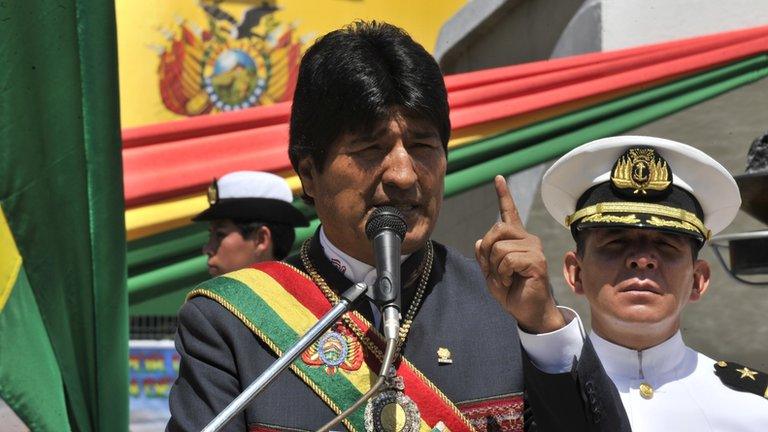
xmin=193 ymin=171 xmax=309 ymax=276
xmin=527 ymin=135 xmax=768 ymax=430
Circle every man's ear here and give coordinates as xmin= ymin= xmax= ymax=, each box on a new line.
xmin=254 ymin=225 xmax=272 ymax=249
xmin=297 ymin=157 xmax=316 ymax=200
xmin=563 ymin=251 xmax=584 ymax=295
xmin=690 ymin=259 xmax=711 ymax=302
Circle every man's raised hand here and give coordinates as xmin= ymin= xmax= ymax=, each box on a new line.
xmin=474 ymin=175 xmax=566 ymax=333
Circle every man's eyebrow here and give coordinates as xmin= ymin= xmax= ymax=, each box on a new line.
xmin=410 ymin=129 xmax=439 ymax=140
xmin=349 ymin=126 xmax=389 ymax=144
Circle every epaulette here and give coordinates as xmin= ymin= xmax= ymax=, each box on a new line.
xmin=714 ymin=360 xmax=768 ymax=400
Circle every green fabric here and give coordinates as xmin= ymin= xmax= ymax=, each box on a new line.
xmin=194 ymin=275 xmax=367 ymax=429
xmin=446 ymin=55 xmax=768 ymax=172
xmin=0 ymin=260 xmax=70 ymax=431
xmin=444 ymin=65 xmax=768 ymax=196
xmin=0 ymin=0 xmax=128 ymax=431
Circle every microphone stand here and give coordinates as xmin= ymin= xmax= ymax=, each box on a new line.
xmin=201 ymin=282 xmax=369 ymax=432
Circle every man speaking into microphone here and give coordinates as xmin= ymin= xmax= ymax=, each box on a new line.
xmin=167 ymin=21 xmax=628 ymax=432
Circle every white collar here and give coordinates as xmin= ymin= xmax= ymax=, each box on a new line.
xmin=589 ymin=330 xmax=687 ymax=380
xmin=319 ymin=228 xmax=379 ymax=287
xmin=319 ymin=227 xmax=412 ymax=288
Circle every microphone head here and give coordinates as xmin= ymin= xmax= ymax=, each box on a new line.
xmin=365 ymin=206 xmax=407 ymax=241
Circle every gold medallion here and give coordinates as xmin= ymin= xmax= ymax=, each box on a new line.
xmin=639 ymin=382 xmax=654 ymax=399
xmin=365 ymin=375 xmax=421 ymax=432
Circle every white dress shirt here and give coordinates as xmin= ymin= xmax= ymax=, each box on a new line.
xmin=319 ymin=228 xmax=409 ymax=329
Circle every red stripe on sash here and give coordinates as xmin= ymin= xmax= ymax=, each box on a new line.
xmin=253 ymin=261 xmax=333 ymax=317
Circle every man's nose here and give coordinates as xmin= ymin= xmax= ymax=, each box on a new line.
xmin=626 ymin=251 xmax=657 ymax=270
xmin=382 ymin=144 xmax=417 ymax=189
xmin=202 ymin=237 xmax=216 ymax=257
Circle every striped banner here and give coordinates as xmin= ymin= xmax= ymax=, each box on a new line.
xmin=189 ymin=261 xmax=475 ymax=432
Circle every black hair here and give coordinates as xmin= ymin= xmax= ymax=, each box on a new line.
xmin=235 ymin=221 xmax=296 ymax=260
xmin=574 ymin=229 xmax=701 ymax=261
xmin=288 ymin=20 xmax=450 ymax=203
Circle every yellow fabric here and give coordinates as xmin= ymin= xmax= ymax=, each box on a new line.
xmin=224 ymin=268 xmax=381 ymax=395
xmin=0 ymin=206 xmax=22 ymax=311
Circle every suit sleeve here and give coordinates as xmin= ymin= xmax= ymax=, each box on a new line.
xmin=166 ymin=297 xmax=246 ymax=432
xmin=522 ymin=337 xmax=631 ymax=432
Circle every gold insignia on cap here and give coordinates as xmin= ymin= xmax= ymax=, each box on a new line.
xmin=736 ymin=367 xmax=758 ymax=381
xmin=207 ymin=178 xmax=219 ymax=205
xmin=639 ymin=382 xmax=654 ymax=399
xmin=582 ymin=213 xmax=640 ymax=225
xmin=612 ymin=148 xmax=671 ymax=195
xmin=437 ymin=347 xmax=453 ymax=364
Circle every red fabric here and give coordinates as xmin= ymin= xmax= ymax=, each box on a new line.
xmin=448 ymin=25 xmax=768 ymax=109
xmin=458 ymin=395 xmax=525 ymax=432
xmin=123 ymin=124 xmax=289 ymax=206
xmin=444 ymin=24 xmax=768 ymax=91
xmin=248 ymin=425 xmax=283 ymax=432
xmin=122 ymin=25 xmax=768 ymax=208
xmin=251 ymin=261 xmax=333 ymax=318
xmin=122 ymin=102 xmax=291 ymax=149
xmin=450 ymin=34 xmax=768 ymax=129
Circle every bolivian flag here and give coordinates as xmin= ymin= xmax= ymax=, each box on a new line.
xmin=0 ymin=1 xmax=128 ymax=431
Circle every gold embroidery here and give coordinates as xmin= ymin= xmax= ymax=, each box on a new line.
xmin=566 ymin=201 xmax=709 ymax=239
xmin=646 ymin=216 xmax=699 ymax=233
xmin=612 ymin=148 xmax=671 ymax=194
xmin=582 ymin=213 xmax=640 ymax=224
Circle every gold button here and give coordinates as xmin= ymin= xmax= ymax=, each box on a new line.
xmin=639 ymin=382 xmax=654 ymax=399
xmin=716 ymin=361 xmax=728 ymax=368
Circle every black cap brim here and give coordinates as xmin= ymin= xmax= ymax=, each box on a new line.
xmin=192 ymin=198 xmax=310 ymax=227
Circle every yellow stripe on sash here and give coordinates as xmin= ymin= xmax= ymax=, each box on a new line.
xmin=225 ymin=269 xmax=380 ymax=394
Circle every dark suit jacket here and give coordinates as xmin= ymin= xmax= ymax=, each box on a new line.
xmin=167 ymin=235 xmax=629 ymax=432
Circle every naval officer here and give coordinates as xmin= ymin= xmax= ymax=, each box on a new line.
xmin=528 ymin=135 xmax=768 ymax=430
xmin=193 ymin=171 xmax=308 ymax=276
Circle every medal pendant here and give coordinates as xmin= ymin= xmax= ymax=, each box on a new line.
xmin=365 ymin=374 xmax=421 ymax=432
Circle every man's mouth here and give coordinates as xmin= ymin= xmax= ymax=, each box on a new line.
xmin=617 ymin=278 xmax=662 ymax=295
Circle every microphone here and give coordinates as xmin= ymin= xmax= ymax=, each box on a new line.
xmin=365 ymin=206 xmax=407 ymax=341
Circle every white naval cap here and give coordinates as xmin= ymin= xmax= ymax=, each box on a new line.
xmin=213 ymin=171 xmax=294 ymax=203
xmin=193 ymin=171 xmax=308 ymax=227
xmin=541 ymin=136 xmax=741 ymax=242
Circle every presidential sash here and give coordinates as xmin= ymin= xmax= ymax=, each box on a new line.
xmin=188 ymin=261 xmax=478 ymax=432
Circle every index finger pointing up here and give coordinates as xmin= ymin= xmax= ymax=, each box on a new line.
xmin=494 ymin=175 xmax=522 ymax=226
